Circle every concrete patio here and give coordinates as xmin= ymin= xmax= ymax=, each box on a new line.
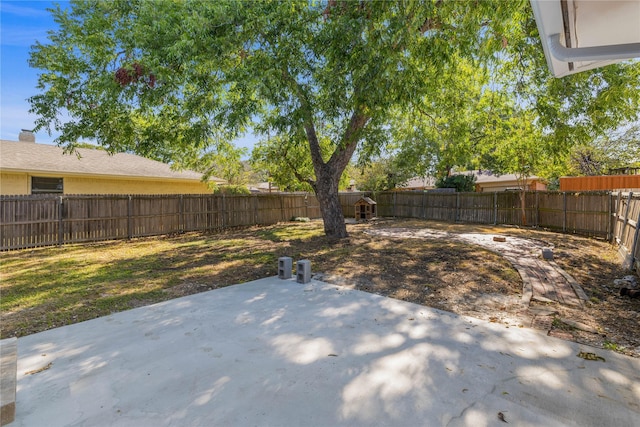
xmin=12 ymin=277 xmax=640 ymax=426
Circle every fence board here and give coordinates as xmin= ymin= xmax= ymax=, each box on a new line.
xmin=256 ymin=194 xmax=284 ymax=225
xmin=612 ymin=192 xmax=640 ymax=271
xmin=564 ymin=192 xmax=610 ymax=238
xmin=423 ymin=193 xmax=456 ymax=221
xmin=495 ymin=192 xmax=537 ymax=226
xmin=0 ymin=195 xmax=59 ymax=249
xmin=457 ymin=193 xmax=494 ymax=224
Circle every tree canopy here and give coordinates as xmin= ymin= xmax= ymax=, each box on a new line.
xmin=29 ymin=0 xmax=640 ymax=237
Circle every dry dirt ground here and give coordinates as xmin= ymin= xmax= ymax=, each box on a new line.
xmin=313 ymin=219 xmax=640 ymax=358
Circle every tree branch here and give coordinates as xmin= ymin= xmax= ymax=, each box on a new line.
xmin=280 ymin=66 xmax=326 ymax=171
xmin=328 ymin=110 xmax=369 ymax=176
xmin=281 ymin=145 xmax=317 ymax=191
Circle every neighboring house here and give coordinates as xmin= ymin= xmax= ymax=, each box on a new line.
xmin=248 ymin=182 xmax=279 ymax=193
xmin=0 ymin=133 xmax=225 ymax=196
xmin=459 ymin=171 xmax=547 ymax=192
xmin=396 ymin=176 xmax=436 ymax=191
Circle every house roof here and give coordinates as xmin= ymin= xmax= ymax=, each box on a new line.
xmin=249 ymin=182 xmax=278 ymax=192
xmin=355 ymin=197 xmax=376 ymax=205
xmin=530 ymin=0 xmax=640 ymax=77
xmin=399 ymin=176 xmax=436 ymax=189
xmin=0 ymin=140 xmax=225 ymax=184
xmin=457 ymin=171 xmax=541 ymax=184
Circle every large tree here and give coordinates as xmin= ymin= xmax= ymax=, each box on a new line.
xmin=388 ymin=10 xmax=640 ymax=186
xmin=389 ymin=56 xmax=505 ymax=180
xmin=29 ymin=0 xmax=526 ymax=238
xmin=566 ymin=124 xmax=640 ymax=176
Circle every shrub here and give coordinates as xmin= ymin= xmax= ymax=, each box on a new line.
xmin=213 ymin=185 xmax=251 ymax=195
xmin=435 ymin=174 xmax=476 ymax=192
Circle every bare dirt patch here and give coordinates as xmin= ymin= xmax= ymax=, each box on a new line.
xmin=353 ymin=219 xmax=640 ymax=357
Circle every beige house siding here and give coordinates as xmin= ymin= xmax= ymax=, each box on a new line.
xmin=476 ymin=179 xmax=546 ymax=192
xmin=1 ymin=172 xmax=29 ymax=195
xmin=0 ymin=172 xmax=212 ymax=195
xmin=64 ymin=176 xmax=212 ymax=195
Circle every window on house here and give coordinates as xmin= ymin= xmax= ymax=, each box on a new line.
xmin=31 ymin=177 xmax=63 ymax=194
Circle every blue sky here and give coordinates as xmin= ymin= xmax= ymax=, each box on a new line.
xmin=1 ymin=0 xmax=60 ymax=143
xmin=0 ymin=0 xmax=258 ymax=152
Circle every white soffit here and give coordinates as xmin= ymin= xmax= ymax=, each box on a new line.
xmin=530 ymin=0 xmax=640 ymax=77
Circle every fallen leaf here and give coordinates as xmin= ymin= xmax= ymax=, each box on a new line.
xmin=25 ymin=362 xmax=52 ymax=376
xmin=577 ymin=351 xmax=605 ymax=362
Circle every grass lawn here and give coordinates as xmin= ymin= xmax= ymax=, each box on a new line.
xmin=1 ymin=220 xmax=514 ymax=338
xmin=1 ymin=226 xmax=295 ymax=337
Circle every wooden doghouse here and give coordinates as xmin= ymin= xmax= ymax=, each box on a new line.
xmin=355 ymin=197 xmax=377 ymax=221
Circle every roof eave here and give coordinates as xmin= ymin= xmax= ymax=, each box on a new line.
xmin=0 ymin=167 xmax=224 ymax=184
xmin=530 ymin=0 xmax=640 ymax=78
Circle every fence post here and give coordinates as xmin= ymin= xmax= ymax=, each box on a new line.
xmin=280 ymin=195 xmax=285 ymax=222
xmin=562 ymin=192 xmax=567 ymax=233
xmin=621 ymin=192 xmax=634 ymax=244
xmin=455 ymin=193 xmax=460 ymax=222
xmin=127 ymin=195 xmax=132 ymax=239
xmin=607 ymin=192 xmax=613 ymax=241
xmin=254 ymin=195 xmax=258 ymax=224
xmin=493 ymin=192 xmax=498 ymax=225
xmin=179 ymin=194 xmax=184 ymax=233
xmin=533 ymin=191 xmax=538 ymax=227
xmin=631 ymin=205 xmax=640 ymax=272
xmin=393 ymin=192 xmax=397 ymax=218
xmin=614 ymin=192 xmax=622 ymax=243
xmin=221 ymin=194 xmax=226 ymax=229
xmin=58 ymin=196 xmax=64 ymax=245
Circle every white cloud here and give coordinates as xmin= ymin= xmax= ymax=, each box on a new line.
xmin=0 ymin=3 xmax=51 ymax=18
xmin=0 ymin=26 xmax=49 ymax=47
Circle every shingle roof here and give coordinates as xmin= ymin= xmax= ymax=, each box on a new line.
xmin=457 ymin=171 xmax=541 ymax=184
xmin=399 ymin=176 xmax=436 ymax=188
xmin=355 ymin=197 xmax=376 ymax=205
xmin=0 ymin=140 xmax=225 ymax=183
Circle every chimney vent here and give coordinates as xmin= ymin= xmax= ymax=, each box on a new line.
xmin=19 ymin=129 xmax=35 ymax=143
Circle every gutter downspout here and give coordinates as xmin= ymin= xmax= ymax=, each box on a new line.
xmin=548 ymin=34 xmax=640 ymax=62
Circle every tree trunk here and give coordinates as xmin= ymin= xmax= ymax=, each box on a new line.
xmin=520 ymin=189 xmax=527 ymax=226
xmin=314 ymin=166 xmax=348 ymax=238
xmin=303 ymin=111 xmax=369 ymax=239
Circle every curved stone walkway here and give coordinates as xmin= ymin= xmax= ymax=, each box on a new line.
xmin=366 ymin=227 xmax=588 ymax=308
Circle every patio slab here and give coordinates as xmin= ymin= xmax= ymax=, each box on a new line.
xmin=14 ymin=277 xmax=640 ymax=426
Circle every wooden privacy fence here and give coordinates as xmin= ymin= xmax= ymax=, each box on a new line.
xmin=341 ymin=190 xmax=639 ymax=272
xmin=359 ymin=191 xmax=613 ymax=238
xmin=0 ymin=193 xmax=321 ymax=250
xmin=612 ymin=192 xmax=640 ymax=272
xmin=2 ymin=191 xmax=639 ymax=273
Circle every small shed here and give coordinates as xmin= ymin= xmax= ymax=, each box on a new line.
xmin=355 ymin=197 xmax=377 ymax=221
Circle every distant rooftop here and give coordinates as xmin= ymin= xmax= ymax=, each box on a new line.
xmin=457 ymin=170 xmax=542 ymax=183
